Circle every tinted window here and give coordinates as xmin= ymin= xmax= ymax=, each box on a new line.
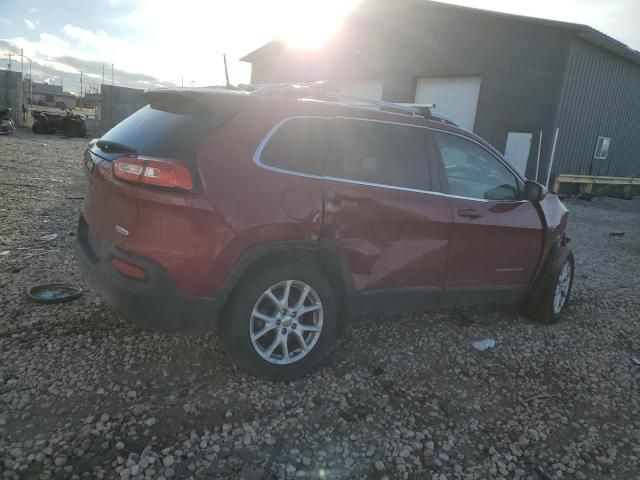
xmin=433 ymin=131 xmax=519 ymax=200
xmin=326 ymin=119 xmax=430 ymax=190
xmin=100 ymin=104 xmax=233 ymax=161
xmin=260 ymin=118 xmax=331 ymax=176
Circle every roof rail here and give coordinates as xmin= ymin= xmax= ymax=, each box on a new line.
xmin=251 ymin=82 xmax=431 ymax=118
xmin=429 ymin=113 xmax=458 ymax=127
xmin=324 ymin=92 xmax=423 ymax=116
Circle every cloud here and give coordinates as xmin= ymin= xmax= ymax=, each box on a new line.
xmin=0 ymin=38 xmax=174 ymax=93
xmin=63 ymin=24 xmax=110 ymax=49
xmin=52 ymin=55 xmax=175 ymax=86
xmin=24 ymin=19 xmax=36 ymax=30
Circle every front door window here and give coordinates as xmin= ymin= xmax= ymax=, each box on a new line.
xmin=433 ymin=131 xmax=519 ymax=201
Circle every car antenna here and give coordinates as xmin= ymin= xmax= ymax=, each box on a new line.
xmin=223 ymin=54 xmax=231 ymax=89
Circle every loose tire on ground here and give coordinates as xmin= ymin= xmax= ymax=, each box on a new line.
xmin=220 ymin=263 xmax=337 ymax=380
xmin=521 ymin=245 xmax=574 ymax=324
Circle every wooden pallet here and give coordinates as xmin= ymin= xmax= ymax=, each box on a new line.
xmin=552 ymin=174 xmax=640 ymax=198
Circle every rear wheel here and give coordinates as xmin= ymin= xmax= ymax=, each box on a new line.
xmin=221 ymin=264 xmax=337 ymax=380
xmin=63 ymin=122 xmax=84 ymax=138
xmin=521 ymin=246 xmax=574 ymax=323
xmin=32 ymin=122 xmax=47 ymax=134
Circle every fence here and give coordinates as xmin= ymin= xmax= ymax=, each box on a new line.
xmin=0 ymin=70 xmax=23 ymax=125
xmin=99 ymin=84 xmax=146 ymax=134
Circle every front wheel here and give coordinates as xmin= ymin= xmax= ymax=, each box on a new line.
xmin=521 ymin=246 xmax=574 ymax=323
xmin=221 ymin=264 xmax=337 ymax=380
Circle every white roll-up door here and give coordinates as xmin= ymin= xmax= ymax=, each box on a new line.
xmin=415 ymin=76 xmax=482 ymax=131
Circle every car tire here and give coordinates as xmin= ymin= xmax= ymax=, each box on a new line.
xmin=220 ymin=263 xmax=337 ymax=380
xmin=521 ymin=245 xmax=574 ymax=324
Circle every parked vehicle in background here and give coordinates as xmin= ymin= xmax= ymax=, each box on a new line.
xmin=32 ymin=109 xmax=86 ymax=137
xmin=0 ymin=107 xmax=16 ymax=134
xmin=55 ymin=101 xmax=67 ymax=109
xmin=75 ymin=86 xmax=574 ymax=380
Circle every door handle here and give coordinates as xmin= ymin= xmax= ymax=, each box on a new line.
xmin=457 ymin=208 xmax=483 ymax=219
xmin=327 ymin=191 xmax=361 ymax=209
xmin=330 ymin=198 xmax=360 ymax=209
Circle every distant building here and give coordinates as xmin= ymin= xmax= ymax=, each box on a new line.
xmin=242 ymin=0 xmax=640 ymax=181
xmin=26 ymin=81 xmax=77 ymax=109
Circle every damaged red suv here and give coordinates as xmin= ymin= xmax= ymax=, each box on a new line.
xmin=75 ymin=86 xmax=574 ymax=380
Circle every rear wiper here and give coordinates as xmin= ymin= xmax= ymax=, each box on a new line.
xmin=96 ymin=140 xmax=138 ymax=155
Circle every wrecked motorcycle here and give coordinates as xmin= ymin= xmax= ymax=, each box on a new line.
xmin=31 ymin=109 xmax=87 ymax=138
xmin=0 ymin=107 xmax=15 ymax=135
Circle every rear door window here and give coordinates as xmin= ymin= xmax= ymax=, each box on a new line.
xmin=259 ymin=117 xmax=331 ymax=176
xmin=326 ymin=118 xmax=431 ymax=190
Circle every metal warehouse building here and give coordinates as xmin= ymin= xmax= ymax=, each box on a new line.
xmin=241 ymin=0 xmax=640 ymax=188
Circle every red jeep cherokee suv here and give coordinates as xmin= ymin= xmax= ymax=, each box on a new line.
xmin=75 ymin=86 xmax=574 ymax=380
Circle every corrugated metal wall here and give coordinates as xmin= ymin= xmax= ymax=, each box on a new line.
xmin=357 ymin=3 xmax=574 ymax=180
xmin=553 ymin=39 xmax=640 ymax=178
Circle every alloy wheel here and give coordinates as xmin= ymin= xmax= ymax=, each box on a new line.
xmin=249 ymin=280 xmax=323 ymax=365
xmin=553 ymin=260 xmax=572 ymax=314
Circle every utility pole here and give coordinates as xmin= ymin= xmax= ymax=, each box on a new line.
xmin=80 ymin=71 xmax=84 ymax=109
xmin=20 ymin=49 xmax=24 ymax=126
xmin=181 ymin=75 xmax=184 ymax=88
xmin=111 ymin=64 xmax=114 ymax=86
xmin=102 ymin=65 xmax=105 ymax=90
xmin=28 ymin=58 xmax=32 ymax=108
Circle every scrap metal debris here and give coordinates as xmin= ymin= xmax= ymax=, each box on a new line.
xmin=26 ymin=283 xmax=82 ymax=304
xmin=472 ymin=338 xmax=496 ymax=351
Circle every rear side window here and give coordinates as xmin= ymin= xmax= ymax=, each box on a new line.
xmin=259 ymin=117 xmax=331 ymax=176
xmin=100 ymin=104 xmax=233 ymax=161
xmin=326 ymin=118 xmax=431 ymax=190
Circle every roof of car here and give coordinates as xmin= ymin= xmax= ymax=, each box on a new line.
xmin=144 ymin=86 xmax=482 ymax=140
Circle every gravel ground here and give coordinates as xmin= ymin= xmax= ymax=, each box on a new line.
xmin=1 ymin=129 xmax=639 ymax=480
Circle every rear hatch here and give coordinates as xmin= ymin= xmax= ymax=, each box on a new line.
xmin=82 ymin=89 xmax=249 ymax=249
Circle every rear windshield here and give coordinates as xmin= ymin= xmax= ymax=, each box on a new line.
xmin=99 ymin=104 xmax=232 ymax=161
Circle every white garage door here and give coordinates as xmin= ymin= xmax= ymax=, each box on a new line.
xmin=415 ymin=76 xmax=482 ymax=131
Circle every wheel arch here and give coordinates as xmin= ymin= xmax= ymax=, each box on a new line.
xmin=217 ymin=240 xmax=358 ymax=333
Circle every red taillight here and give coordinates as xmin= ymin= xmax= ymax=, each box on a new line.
xmin=111 ymin=257 xmax=148 ymax=280
xmin=113 ymin=156 xmax=193 ymax=191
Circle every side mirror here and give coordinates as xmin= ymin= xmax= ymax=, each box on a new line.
xmin=524 ymin=180 xmax=546 ymax=202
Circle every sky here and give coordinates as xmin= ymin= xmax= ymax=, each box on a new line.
xmin=1 ymin=0 xmax=639 ymax=94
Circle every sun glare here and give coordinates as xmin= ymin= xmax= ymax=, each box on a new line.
xmin=281 ymin=0 xmax=362 ymax=49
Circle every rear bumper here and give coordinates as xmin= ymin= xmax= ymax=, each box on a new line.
xmin=74 ymin=215 xmax=220 ymax=332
